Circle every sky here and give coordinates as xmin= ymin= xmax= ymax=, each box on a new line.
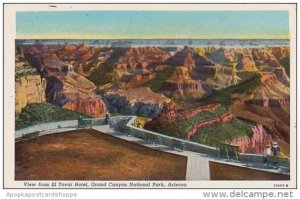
xmin=16 ymin=11 xmax=289 ymax=39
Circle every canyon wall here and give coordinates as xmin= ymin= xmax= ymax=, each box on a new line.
xmin=46 ymin=73 xmax=106 ymax=117
xmin=161 ymin=66 xmax=205 ymax=97
xmin=15 ymin=75 xmax=46 ymax=115
xmin=157 ymin=103 xmax=221 ymax=122
xmin=104 ymin=87 xmax=171 ymax=118
xmin=226 ymin=124 xmax=273 ymax=154
xmin=63 ymin=98 xmax=106 ymax=117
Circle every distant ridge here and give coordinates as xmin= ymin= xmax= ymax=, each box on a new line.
xmin=16 ymin=39 xmax=289 ymax=48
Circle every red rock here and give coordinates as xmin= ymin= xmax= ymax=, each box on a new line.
xmin=161 ymin=66 xmax=205 ymax=97
xmin=116 ymin=47 xmax=170 ymax=70
xmin=226 ymin=124 xmax=273 ymax=154
xmin=234 ymin=72 xmax=290 ymax=107
xmin=157 ymin=103 xmax=221 ymax=122
xmin=187 ymin=112 xmax=233 ymax=140
xmin=165 ymin=47 xmax=195 ymax=68
xmin=63 ymin=97 xmax=106 ymax=117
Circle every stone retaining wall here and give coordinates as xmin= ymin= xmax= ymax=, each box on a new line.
xmin=15 ymin=116 xmax=289 ymax=168
xmin=125 ymin=116 xmax=219 ymax=157
xmin=15 ymin=120 xmax=78 ymax=139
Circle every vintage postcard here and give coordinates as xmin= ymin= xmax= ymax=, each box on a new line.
xmin=3 ymin=3 xmax=297 ymax=188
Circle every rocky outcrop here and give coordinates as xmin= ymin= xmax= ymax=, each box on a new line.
xmin=116 ymin=47 xmax=170 ymax=69
xmin=233 ymin=72 xmax=290 ymax=107
xmin=226 ymin=124 xmax=272 ymax=154
xmin=236 ymin=49 xmax=258 ymax=71
xmin=273 ymin=67 xmax=290 ymax=86
xmin=271 ymin=47 xmax=290 ymax=60
xmin=15 ymin=75 xmax=46 ymax=115
xmin=201 ymin=65 xmax=241 ymax=90
xmin=165 ymin=47 xmax=195 ymax=69
xmin=187 ymin=112 xmax=233 ymax=140
xmin=23 ymin=47 xmax=44 ymax=73
xmin=156 ymin=103 xmax=221 ymax=122
xmin=46 ymin=72 xmax=106 ymax=117
xmin=206 ymin=48 xmax=236 ymax=66
xmin=63 ymin=98 xmax=106 ymax=117
xmin=42 ymin=53 xmax=68 ymax=75
xmin=104 ymin=87 xmax=171 ymax=118
xmin=161 ymin=66 xmax=205 ymax=97
xmin=251 ymin=47 xmax=289 ymax=68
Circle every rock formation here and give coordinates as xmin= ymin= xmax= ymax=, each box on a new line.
xmin=234 ymin=72 xmax=289 ymax=107
xmin=116 ymin=47 xmax=170 ymax=69
xmin=251 ymin=47 xmax=289 ymax=70
xmin=104 ymin=87 xmax=171 ymax=117
xmin=203 ymin=65 xmax=241 ymax=90
xmin=63 ymin=98 xmax=106 ymax=117
xmin=226 ymin=124 xmax=273 ymax=154
xmin=155 ymin=103 xmax=221 ymax=122
xmin=46 ymin=72 xmax=106 ymax=117
xmin=161 ymin=66 xmax=205 ymax=98
xmin=15 ymin=75 xmax=46 ymax=115
xmin=165 ymin=47 xmax=195 ymax=69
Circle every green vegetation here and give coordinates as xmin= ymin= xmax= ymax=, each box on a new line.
xmin=219 ymin=143 xmax=240 ymax=157
xmin=78 ymin=119 xmax=94 ymax=128
xmin=237 ymin=71 xmax=257 ymax=81
xmin=154 ymin=106 xmax=228 ymax=139
xmin=15 ymin=70 xmax=39 ymax=79
xmin=88 ymin=48 xmax=128 ymax=85
xmin=141 ymin=65 xmax=177 ymax=92
xmin=148 ymin=104 xmax=254 ymax=148
xmin=190 ymin=118 xmax=254 ymax=147
xmin=199 ymin=73 xmax=261 ymax=106
xmin=21 ymin=131 xmax=40 ymax=140
xmin=279 ymin=56 xmax=290 ymax=77
xmin=16 ymin=103 xmax=89 ymax=130
xmin=146 ymin=133 xmax=160 ymax=143
xmin=115 ymin=123 xmax=132 ymax=134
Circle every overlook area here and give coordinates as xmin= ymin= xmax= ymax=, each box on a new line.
xmin=15 ymin=129 xmax=187 ymax=180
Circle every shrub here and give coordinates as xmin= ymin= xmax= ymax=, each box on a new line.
xmin=115 ymin=123 xmax=132 ymax=134
xmin=16 ymin=103 xmax=89 ymax=130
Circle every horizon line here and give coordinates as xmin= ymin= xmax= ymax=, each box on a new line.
xmin=16 ymin=38 xmax=290 ymax=40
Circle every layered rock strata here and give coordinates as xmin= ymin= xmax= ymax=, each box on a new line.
xmin=104 ymin=87 xmax=171 ymax=118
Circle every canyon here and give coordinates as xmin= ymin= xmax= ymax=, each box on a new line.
xmin=15 ymin=43 xmax=290 ymax=156
xmin=103 ymin=87 xmax=171 ymax=118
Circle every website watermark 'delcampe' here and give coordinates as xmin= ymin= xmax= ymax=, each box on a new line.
xmin=203 ymin=190 xmax=294 ymax=198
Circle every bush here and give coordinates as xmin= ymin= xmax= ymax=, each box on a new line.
xmin=190 ymin=118 xmax=254 ymax=147
xmin=115 ymin=123 xmax=132 ymax=134
xmin=16 ymin=103 xmax=89 ymax=130
xmin=21 ymin=131 xmax=40 ymax=140
xmin=146 ymin=133 xmax=159 ymax=143
xmin=15 ymin=70 xmax=39 ymax=79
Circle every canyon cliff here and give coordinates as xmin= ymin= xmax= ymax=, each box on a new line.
xmin=15 ymin=75 xmax=46 ymax=115
xmin=161 ymin=66 xmax=205 ymax=98
xmin=46 ymin=72 xmax=106 ymax=117
xmin=104 ymin=87 xmax=171 ymax=118
xmin=226 ymin=124 xmax=273 ymax=154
